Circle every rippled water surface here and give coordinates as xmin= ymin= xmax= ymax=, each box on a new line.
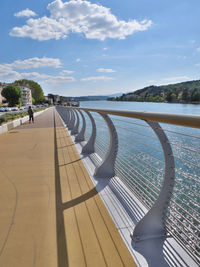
xmin=80 ymin=100 xmax=200 ymax=114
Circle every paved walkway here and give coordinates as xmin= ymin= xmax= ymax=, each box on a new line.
xmin=0 ymin=108 xmax=136 ymax=267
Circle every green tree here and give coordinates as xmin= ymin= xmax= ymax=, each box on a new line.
xmin=165 ymin=91 xmax=172 ymax=102
xmin=153 ymin=95 xmax=164 ymax=102
xmin=15 ymin=79 xmax=45 ymax=103
xmin=171 ymin=93 xmax=177 ymax=102
xmin=182 ymin=89 xmax=190 ymax=102
xmin=2 ymin=85 xmax=22 ymax=106
xmin=191 ymin=89 xmax=200 ymax=102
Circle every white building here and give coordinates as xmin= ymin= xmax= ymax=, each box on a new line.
xmin=0 ymin=83 xmax=9 ymax=104
xmin=0 ymin=87 xmax=4 ymax=104
xmin=54 ymin=95 xmax=60 ymax=104
xmin=18 ymin=86 xmax=32 ymax=106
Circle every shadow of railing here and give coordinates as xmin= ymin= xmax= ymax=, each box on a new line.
xmin=54 ymin=111 xmax=69 ymax=267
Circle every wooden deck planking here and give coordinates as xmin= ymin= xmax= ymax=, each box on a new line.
xmin=0 ymin=108 xmax=136 ymax=267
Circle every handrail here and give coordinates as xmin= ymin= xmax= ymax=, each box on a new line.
xmin=56 ymin=105 xmax=200 ymax=265
xmin=74 ymin=107 xmax=200 ymax=129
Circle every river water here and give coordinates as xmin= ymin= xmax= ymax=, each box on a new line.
xmin=80 ymin=100 xmax=200 ymax=115
xmin=78 ymin=101 xmax=200 ymax=260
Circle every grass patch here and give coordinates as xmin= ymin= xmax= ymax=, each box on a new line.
xmin=0 ymin=107 xmax=47 ymax=125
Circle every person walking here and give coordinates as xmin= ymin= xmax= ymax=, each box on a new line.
xmin=28 ymin=106 xmax=34 ymax=123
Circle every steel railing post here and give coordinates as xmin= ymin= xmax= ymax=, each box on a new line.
xmin=94 ymin=113 xmax=118 ymax=179
xmin=82 ymin=111 xmax=96 ymax=155
xmin=65 ymin=108 xmax=71 ymax=127
xmin=75 ymin=110 xmax=86 ymax=142
xmin=71 ymin=109 xmax=79 ymax=135
xmin=131 ymin=120 xmax=175 ymax=241
xmin=68 ymin=109 xmax=75 ymax=131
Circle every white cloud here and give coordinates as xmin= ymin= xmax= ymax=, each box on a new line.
xmin=195 ymin=63 xmax=200 ymax=67
xmin=20 ymin=72 xmax=75 ymax=83
xmin=10 ymin=17 xmax=67 ymax=41
xmin=196 ymin=47 xmax=200 ymax=52
xmin=20 ymin=72 xmax=50 ymax=79
xmin=177 ymin=55 xmax=187 ymax=60
xmin=0 ymin=65 xmax=20 ymax=80
xmin=97 ymin=68 xmax=115 ymax=73
xmin=81 ymin=75 xmax=114 ymax=82
xmin=0 ymin=69 xmax=75 ymax=84
xmin=14 ymin=8 xmax=37 ymax=18
xmin=0 ymin=58 xmax=74 ymax=84
xmin=103 ymin=47 xmax=109 ymax=50
xmin=60 ymin=69 xmax=74 ymax=75
xmin=8 ymin=57 xmax=62 ymax=69
xmin=76 ymin=58 xmax=81 ymax=62
xmin=10 ymin=0 xmax=152 ymax=41
xmin=44 ymin=75 xmax=75 ymax=84
xmin=163 ymin=76 xmax=190 ymax=83
xmin=148 ymin=79 xmax=157 ymax=84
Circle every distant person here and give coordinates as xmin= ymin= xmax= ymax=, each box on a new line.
xmin=28 ymin=106 xmax=34 ymax=123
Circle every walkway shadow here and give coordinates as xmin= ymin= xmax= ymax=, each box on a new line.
xmin=58 ymin=144 xmax=74 ymax=149
xmin=59 ymin=159 xmax=81 ymax=167
xmin=53 ymin=112 xmax=109 ymax=267
xmin=62 ymin=187 xmax=99 ymax=210
xmin=9 ymin=131 xmax=18 ymax=134
xmin=54 ymin=111 xmax=69 ymax=267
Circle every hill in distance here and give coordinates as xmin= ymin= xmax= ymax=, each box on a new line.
xmin=63 ymin=92 xmax=124 ymax=101
xmin=63 ymin=95 xmax=107 ymax=101
xmin=108 ymin=79 xmax=200 ymax=103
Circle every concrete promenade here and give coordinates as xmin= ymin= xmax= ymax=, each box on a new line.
xmin=0 ymin=107 xmax=136 ymax=267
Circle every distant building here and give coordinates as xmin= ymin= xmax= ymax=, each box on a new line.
xmin=47 ymin=94 xmax=60 ymax=104
xmin=54 ymin=95 xmax=60 ymax=104
xmin=0 ymin=82 xmax=10 ymax=104
xmin=160 ymin=91 xmax=165 ymax=97
xmin=45 ymin=95 xmax=53 ymax=104
xmin=18 ymin=86 xmax=32 ymax=106
xmin=0 ymin=87 xmax=5 ymax=104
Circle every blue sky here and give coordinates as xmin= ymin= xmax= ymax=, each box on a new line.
xmin=0 ymin=0 xmax=200 ymax=96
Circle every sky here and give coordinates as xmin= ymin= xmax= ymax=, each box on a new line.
xmin=0 ymin=0 xmax=200 ymax=97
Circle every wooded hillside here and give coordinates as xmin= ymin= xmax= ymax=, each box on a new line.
xmin=108 ymin=80 xmax=200 ymax=103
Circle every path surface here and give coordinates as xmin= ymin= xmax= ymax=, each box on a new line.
xmin=0 ymin=107 xmax=136 ymax=267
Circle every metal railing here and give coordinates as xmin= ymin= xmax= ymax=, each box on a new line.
xmin=56 ymin=106 xmax=200 ymax=264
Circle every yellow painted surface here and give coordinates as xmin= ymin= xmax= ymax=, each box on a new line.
xmin=0 ymin=108 xmax=136 ymax=267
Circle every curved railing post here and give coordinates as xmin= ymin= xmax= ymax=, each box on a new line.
xmin=65 ymin=108 xmax=71 ymax=128
xmin=75 ymin=110 xmax=86 ymax=142
xmin=81 ymin=111 xmax=96 ymax=155
xmin=68 ymin=109 xmax=75 ymax=131
xmin=65 ymin=108 xmax=71 ymax=127
xmin=94 ymin=113 xmax=118 ymax=179
xmin=131 ymin=120 xmax=175 ymax=241
xmin=71 ymin=109 xmax=79 ymax=135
